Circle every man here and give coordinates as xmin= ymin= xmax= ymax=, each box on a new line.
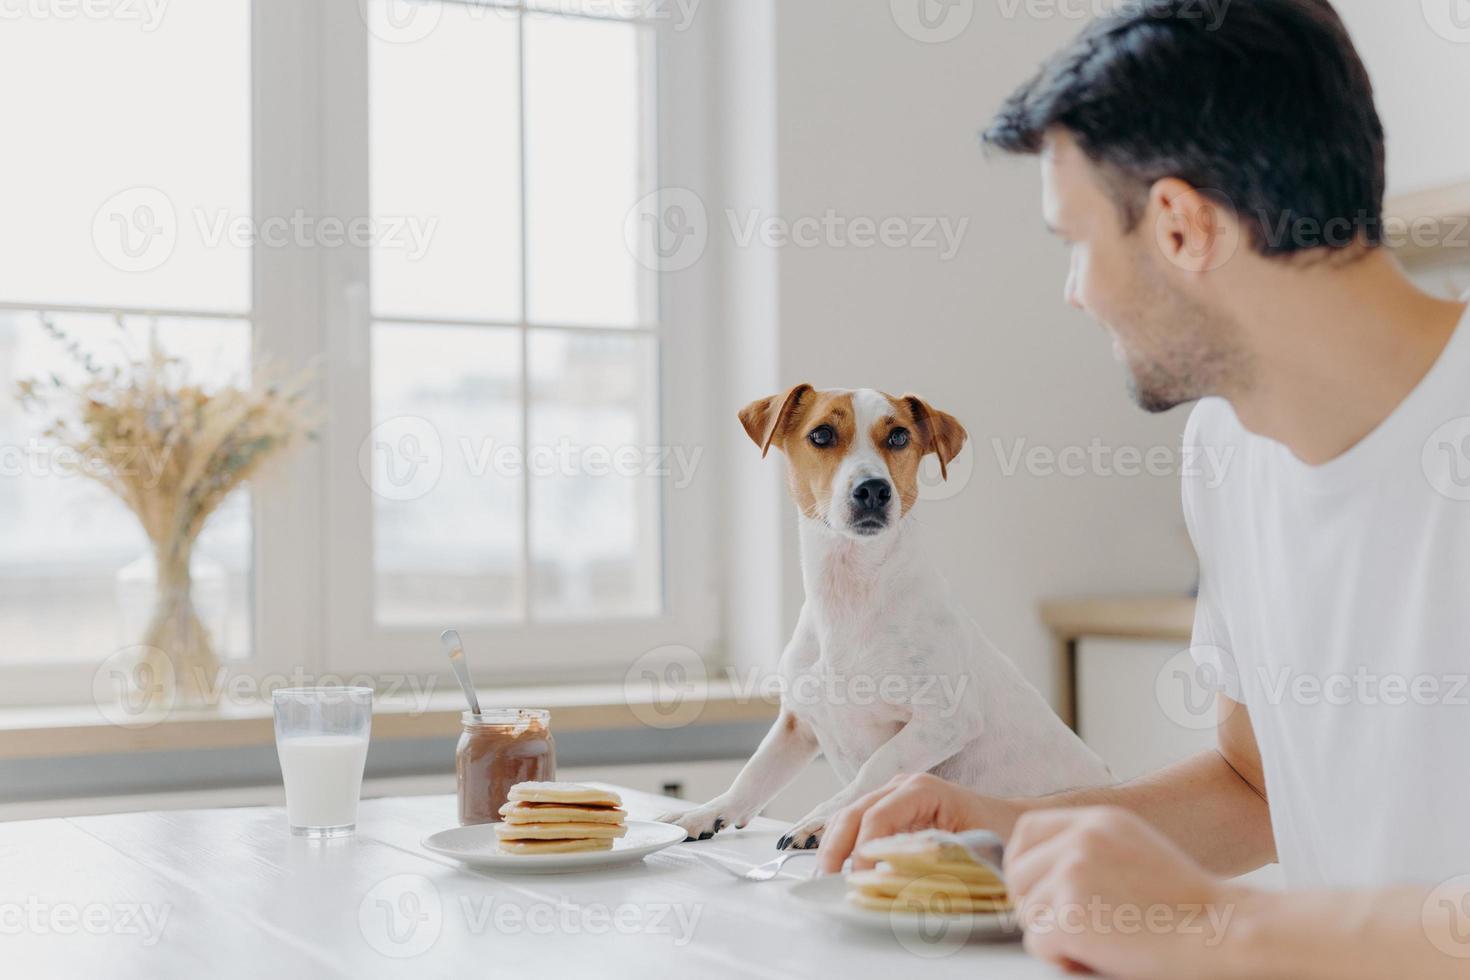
xmin=817 ymin=1 xmax=1470 ymax=976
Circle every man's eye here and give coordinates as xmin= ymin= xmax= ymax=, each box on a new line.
xmin=808 ymin=425 xmax=836 ymax=447
xmin=887 ymin=428 xmax=911 ymax=449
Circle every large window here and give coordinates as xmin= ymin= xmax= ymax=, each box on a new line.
xmin=0 ymin=5 xmax=254 ymax=678
xmin=0 ymin=0 xmax=714 ymax=704
xmin=366 ymin=3 xmax=661 ymax=627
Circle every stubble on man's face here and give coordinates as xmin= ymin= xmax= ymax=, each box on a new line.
xmin=1043 ymin=130 xmax=1250 ymax=413
xmin=1114 ymin=241 xmax=1244 ymax=413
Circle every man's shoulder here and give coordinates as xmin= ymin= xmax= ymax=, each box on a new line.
xmin=1180 ymin=397 xmax=1253 ymax=530
xmin=1182 ymin=396 xmax=1245 ymax=451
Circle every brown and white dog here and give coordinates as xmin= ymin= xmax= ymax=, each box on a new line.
xmin=659 ymin=385 xmax=1112 ymax=849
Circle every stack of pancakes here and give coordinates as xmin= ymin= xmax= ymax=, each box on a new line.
xmin=495 ymin=782 xmax=628 ymax=854
xmin=848 ymin=830 xmax=1012 ymax=915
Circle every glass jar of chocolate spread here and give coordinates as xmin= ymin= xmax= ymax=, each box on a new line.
xmin=456 ymin=709 xmax=556 ymax=826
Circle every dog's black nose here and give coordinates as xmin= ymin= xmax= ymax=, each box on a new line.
xmin=851 ymin=478 xmax=893 ymax=512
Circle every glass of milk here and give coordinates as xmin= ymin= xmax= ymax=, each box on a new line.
xmin=272 ymin=687 xmax=373 ymax=838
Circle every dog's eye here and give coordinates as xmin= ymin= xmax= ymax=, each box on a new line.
xmin=808 ymin=425 xmax=836 ymax=448
xmin=887 ymin=428 xmax=911 ymax=449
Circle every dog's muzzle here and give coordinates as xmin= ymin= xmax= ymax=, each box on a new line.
xmin=848 ymin=478 xmax=893 ymax=534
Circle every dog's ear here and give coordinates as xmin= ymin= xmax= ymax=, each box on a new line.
xmin=902 ymin=394 xmax=968 ymax=480
xmin=739 ymin=384 xmax=814 ymax=457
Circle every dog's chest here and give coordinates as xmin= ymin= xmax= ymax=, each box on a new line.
xmin=782 ymin=624 xmax=917 ymax=775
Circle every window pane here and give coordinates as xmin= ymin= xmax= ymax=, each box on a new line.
xmin=525 ymin=15 xmax=653 ymax=327
xmin=371 ymin=324 xmax=523 ymax=625
xmin=370 ymin=0 xmax=521 ymax=322
xmin=528 ymin=330 xmax=660 ymax=619
xmin=0 ymin=312 xmax=253 ymax=665
xmin=0 ymin=5 xmax=251 ymax=313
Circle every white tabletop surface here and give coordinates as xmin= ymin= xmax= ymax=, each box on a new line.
xmin=3 ymin=785 xmax=1061 ymax=979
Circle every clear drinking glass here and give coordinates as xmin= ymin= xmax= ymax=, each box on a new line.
xmin=272 ymin=687 xmax=373 ymax=838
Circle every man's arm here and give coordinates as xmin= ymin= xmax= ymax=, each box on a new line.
xmin=818 ymin=695 xmax=1275 ymax=876
xmin=1223 ymin=883 xmax=1470 ymax=980
xmin=1005 ymin=806 xmax=1468 ymax=980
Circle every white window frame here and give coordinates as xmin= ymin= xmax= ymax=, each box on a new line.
xmin=2 ymin=0 xmax=718 ymax=706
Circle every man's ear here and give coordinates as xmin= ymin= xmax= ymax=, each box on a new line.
xmin=738 ymin=384 xmax=814 ymax=457
xmin=902 ymin=394 xmax=968 ymax=480
xmin=1149 ymin=177 xmax=1241 ymax=274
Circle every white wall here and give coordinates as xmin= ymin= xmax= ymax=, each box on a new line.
xmin=1333 ymin=0 xmax=1470 ymax=194
xmin=711 ymin=1 xmax=1470 ymax=707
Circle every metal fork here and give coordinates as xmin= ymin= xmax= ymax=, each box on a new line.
xmin=688 ymin=849 xmax=818 ymax=882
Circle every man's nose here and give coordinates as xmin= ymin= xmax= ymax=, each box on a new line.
xmin=1064 ymin=253 xmax=1083 ymax=310
xmin=851 ymin=478 xmax=893 ymax=512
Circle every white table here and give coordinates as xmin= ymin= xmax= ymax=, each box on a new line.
xmin=3 ymin=786 xmax=1058 ymax=979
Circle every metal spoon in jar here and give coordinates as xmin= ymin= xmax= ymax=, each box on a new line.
xmin=440 ymin=628 xmax=482 ymax=717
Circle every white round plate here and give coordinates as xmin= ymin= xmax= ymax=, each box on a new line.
xmin=422 ymin=820 xmax=687 ymax=874
xmin=788 ymin=873 xmax=1021 ymax=942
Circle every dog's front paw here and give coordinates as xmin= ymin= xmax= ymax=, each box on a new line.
xmin=656 ymin=798 xmax=754 ymax=842
xmin=777 ymin=811 xmax=830 ymax=851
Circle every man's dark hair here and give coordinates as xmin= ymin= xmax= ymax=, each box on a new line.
xmin=983 ymin=0 xmax=1385 ymax=257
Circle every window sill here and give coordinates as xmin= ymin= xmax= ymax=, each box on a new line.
xmin=0 ymin=680 xmax=778 ymax=761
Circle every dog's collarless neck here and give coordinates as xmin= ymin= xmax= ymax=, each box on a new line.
xmin=796 ymin=515 xmax=924 ymax=600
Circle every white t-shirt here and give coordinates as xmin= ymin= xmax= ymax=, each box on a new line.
xmin=1182 ymin=301 xmax=1470 ymax=889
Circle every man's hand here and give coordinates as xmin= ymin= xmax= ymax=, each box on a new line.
xmin=1005 ymin=806 xmax=1250 ymax=980
xmin=815 ymin=772 xmax=1025 ymax=874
